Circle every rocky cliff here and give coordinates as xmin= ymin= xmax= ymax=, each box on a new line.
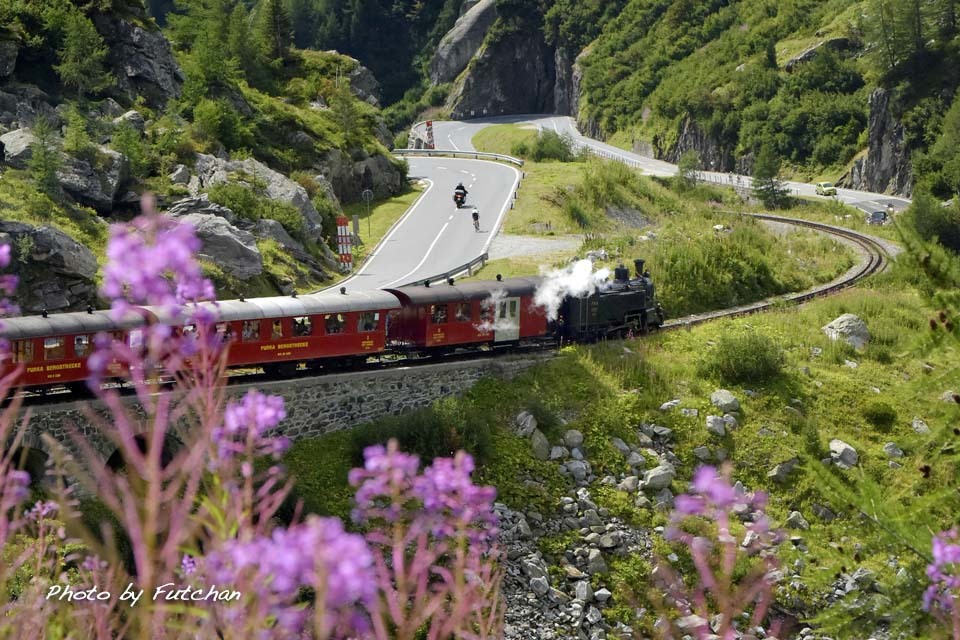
xmin=838 ymin=88 xmax=913 ymax=196
xmin=445 ymin=27 xmax=556 ymax=119
xmin=428 ymin=0 xmax=498 ymax=86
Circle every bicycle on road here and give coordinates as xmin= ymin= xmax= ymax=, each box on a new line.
xmin=471 ymin=207 xmax=480 ymax=232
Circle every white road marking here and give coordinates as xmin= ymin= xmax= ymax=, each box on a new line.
xmin=447 ymin=134 xmax=459 ymax=151
xmin=384 ymin=221 xmax=451 ymax=288
xmin=323 ymin=179 xmax=434 ymax=290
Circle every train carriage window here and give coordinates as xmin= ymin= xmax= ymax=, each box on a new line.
xmin=430 ymin=305 xmax=448 ymax=324
xmin=128 ymin=329 xmax=144 ymax=349
xmin=74 ymin=335 xmax=90 ymax=357
xmin=324 ymin=313 xmax=345 ymax=334
xmin=454 ymin=303 xmax=471 ymax=322
xmin=358 ymin=312 xmax=380 ymax=332
xmin=480 ymin=302 xmax=493 ymax=324
xmin=44 ymin=337 xmax=66 ymax=361
xmin=293 ymin=316 xmax=313 ymax=337
xmin=498 ymin=302 xmax=507 ymax=319
xmin=271 ymin=320 xmax=283 ymax=340
xmin=12 ymin=340 xmax=34 ymax=363
xmin=242 ymin=320 xmax=260 ymax=342
xmin=510 ymin=300 xmax=518 ymax=316
xmin=216 ymin=323 xmax=235 ymax=343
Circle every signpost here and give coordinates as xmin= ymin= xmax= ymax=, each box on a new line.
xmin=361 ymin=189 xmax=374 ymax=240
xmin=425 ymin=120 xmax=435 ymax=149
xmin=336 ymin=215 xmax=352 ymax=273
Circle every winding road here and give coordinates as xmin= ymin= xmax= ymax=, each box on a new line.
xmin=333 ymin=114 xmax=910 ymax=291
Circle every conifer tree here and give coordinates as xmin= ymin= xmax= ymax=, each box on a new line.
xmin=28 ymin=117 xmax=62 ymax=198
xmin=752 ymin=145 xmax=789 ymax=209
xmin=55 ymin=10 xmax=113 ymax=97
xmin=62 ymin=105 xmax=95 ymax=163
xmin=255 ymin=0 xmax=293 ymax=62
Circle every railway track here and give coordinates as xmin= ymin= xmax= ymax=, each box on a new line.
xmin=660 ymin=213 xmax=891 ymax=330
xmin=10 ymin=214 xmax=892 ymax=408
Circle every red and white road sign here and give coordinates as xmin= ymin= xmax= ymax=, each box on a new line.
xmin=336 ymin=216 xmax=352 ymax=272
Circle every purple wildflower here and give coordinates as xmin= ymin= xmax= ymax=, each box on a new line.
xmin=3 ymin=469 xmax=30 ymax=507
xmin=211 ymin=390 xmax=290 ymax=465
xmin=0 ymin=243 xmax=9 ymax=267
xmin=100 ymin=197 xmax=214 ymax=321
xmin=181 ymin=554 xmax=198 ymax=576
xmin=205 ymin=516 xmax=376 ymax=636
xmin=25 ymin=500 xmax=58 ymax=522
xmin=349 ymin=441 xmax=422 ymax=524
xmin=924 ymin=528 xmax=960 ymax=617
xmin=414 ymin=451 xmax=498 ymax=544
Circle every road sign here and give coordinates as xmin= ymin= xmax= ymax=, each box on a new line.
xmin=336 ymin=215 xmax=352 ymax=273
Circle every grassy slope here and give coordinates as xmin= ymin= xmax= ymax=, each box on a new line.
xmin=340 ymin=184 xmax=425 ymax=267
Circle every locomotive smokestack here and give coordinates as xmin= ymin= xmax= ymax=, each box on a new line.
xmin=634 ymin=259 xmax=645 ymax=278
xmin=614 ymin=263 xmax=630 ymax=282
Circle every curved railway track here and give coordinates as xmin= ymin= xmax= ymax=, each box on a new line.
xmin=10 ymin=214 xmax=892 ymax=408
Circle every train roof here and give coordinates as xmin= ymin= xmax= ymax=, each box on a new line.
xmin=199 ymin=290 xmax=401 ymax=322
xmin=0 ymin=290 xmax=401 ymax=340
xmin=385 ymin=276 xmax=544 ymax=305
xmin=0 ymin=309 xmax=146 ymax=340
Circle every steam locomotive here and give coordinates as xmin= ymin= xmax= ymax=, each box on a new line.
xmin=556 ymin=259 xmax=664 ymax=341
xmin=0 ymin=259 xmax=663 ymax=391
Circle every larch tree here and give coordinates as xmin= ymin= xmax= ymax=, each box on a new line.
xmin=54 ymin=10 xmax=112 ymax=97
xmin=255 ymin=0 xmax=293 ymax=62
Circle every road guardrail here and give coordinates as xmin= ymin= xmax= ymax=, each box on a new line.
xmin=392 ymin=148 xmax=525 ymax=167
xmin=401 ymin=252 xmax=490 ymax=288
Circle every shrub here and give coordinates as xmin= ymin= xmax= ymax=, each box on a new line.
xmin=348 ymin=401 xmax=493 ymax=468
xmin=111 ymin=122 xmax=149 ymax=179
xmin=207 ymin=183 xmax=304 ymax=237
xmin=861 ymin=400 xmax=898 ymax=432
xmin=699 ymin=330 xmax=784 ymax=384
xmin=190 ymin=98 xmax=252 ymax=151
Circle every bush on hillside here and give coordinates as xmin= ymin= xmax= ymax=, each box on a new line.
xmin=207 ymin=183 xmax=304 ymax=237
xmin=699 ymin=330 xmax=784 ymax=384
xmin=348 ymin=401 xmax=493 ymax=468
xmin=512 ymin=130 xmax=578 ymax=162
xmin=861 ymin=400 xmax=898 ymax=432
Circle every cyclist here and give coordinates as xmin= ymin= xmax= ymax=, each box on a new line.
xmin=471 ymin=207 xmax=480 ymax=231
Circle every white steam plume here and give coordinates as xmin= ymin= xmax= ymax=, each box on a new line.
xmin=534 ymin=259 xmax=611 ymax=321
xmin=473 ymin=289 xmax=517 ymax=333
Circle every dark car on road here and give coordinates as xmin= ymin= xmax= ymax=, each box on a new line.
xmin=866 ymin=210 xmax=888 ymax=225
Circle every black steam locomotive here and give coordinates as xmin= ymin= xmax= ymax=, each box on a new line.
xmin=557 ymin=259 xmax=664 ymax=341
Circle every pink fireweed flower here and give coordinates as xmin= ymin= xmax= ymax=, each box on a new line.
xmin=101 ymin=197 xmax=214 ymax=322
xmin=349 ymin=441 xmax=422 ymax=524
xmin=205 ymin=516 xmax=376 ymax=637
xmin=2 ymin=469 xmax=30 ymax=508
xmin=25 ymin=500 xmax=58 ymax=522
xmin=414 ymin=451 xmax=499 ymax=545
xmin=211 ymin=391 xmax=290 ymax=465
xmin=924 ymin=528 xmax=960 ymax=617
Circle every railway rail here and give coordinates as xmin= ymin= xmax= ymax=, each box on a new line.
xmin=9 ymin=214 xmax=892 ymax=408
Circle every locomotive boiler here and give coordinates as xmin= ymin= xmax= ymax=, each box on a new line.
xmin=556 ymin=259 xmax=664 ymax=341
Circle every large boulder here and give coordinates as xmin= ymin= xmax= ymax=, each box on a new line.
xmin=169 ymin=212 xmax=263 ymax=280
xmin=92 ymin=12 xmax=184 ymax=109
xmin=710 ymin=389 xmax=740 ymax=413
xmin=254 ymin=219 xmax=335 ymax=275
xmin=0 ymin=128 xmax=37 ymax=168
xmin=0 ymin=86 xmax=60 ymax=131
xmin=428 ymin=0 xmax=498 ymax=84
xmin=57 ymin=148 xmax=129 ymax=212
xmin=0 ymin=40 xmax=17 ymax=78
xmin=112 ymin=110 xmax=146 ymax=134
xmin=822 ymin=314 xmax=870 ymax=350
xmin=168 ymin=194 xmax=243 ymax=226
xmin=0 ymin=221 xmax=100 ymax=312
xmin=829 ymin=439 xmax=859 ymax=469
xmin=317 ymin=148 xmax=404 ymax=203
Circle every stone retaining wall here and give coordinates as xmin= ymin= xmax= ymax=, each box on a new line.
xmin=19 ymin=353 xmax=553 ymax=469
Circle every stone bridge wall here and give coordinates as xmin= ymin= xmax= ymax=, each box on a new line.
xmin=19 ymin=353 xmax=553 ymax=470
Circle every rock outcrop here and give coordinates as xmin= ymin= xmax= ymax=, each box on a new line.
xmin=0 ymin=221 xmax=100 ymax=313
xmin=446 ymin=27 xmax=556 ymax=119
xmin=0 ymin=40 xmax=17 ymax=78
xmin=254 ymin=218 xmax=335 ymax=276
xmin=168 ymin=209 xmax=263 ymax=280
xmin=838 ymin=88 xmax=912 ymax=196
xmin=316 ymin=148 xmax=404 ymax=202
xmin=667 ymin=117 xmax=736 ymax=172
xmin=192 ymin=154 xmax=326 ymax=240
xmin=784 ymin=38 xmax=853 ymax=72
xmin=0 ymin=86 xmax=60 ymax=131
xmin=57 ymin=148 xmax=129 ymax=212
xmin=0 ymin=128 xmax=37 ymax=168
xmin=91 ymin=11 xmax=184 ymax=109
xmin=428 ymin=0 xmax=498 ymax=85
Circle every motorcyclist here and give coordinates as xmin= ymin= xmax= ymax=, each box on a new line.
xmin=453 ymin=182 xmax=468 ymax=206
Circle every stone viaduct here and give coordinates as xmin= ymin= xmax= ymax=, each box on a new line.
xmin=10 ymin=354 xmax=551 ymax=480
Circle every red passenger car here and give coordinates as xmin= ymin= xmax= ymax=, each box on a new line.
xmin=384 ymin=277 xmax=550 ymax=353
xmin=0 ymin=308 xmax=145 ymax=389
xmin=208 ymin=291 xmax=401 ymax=374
